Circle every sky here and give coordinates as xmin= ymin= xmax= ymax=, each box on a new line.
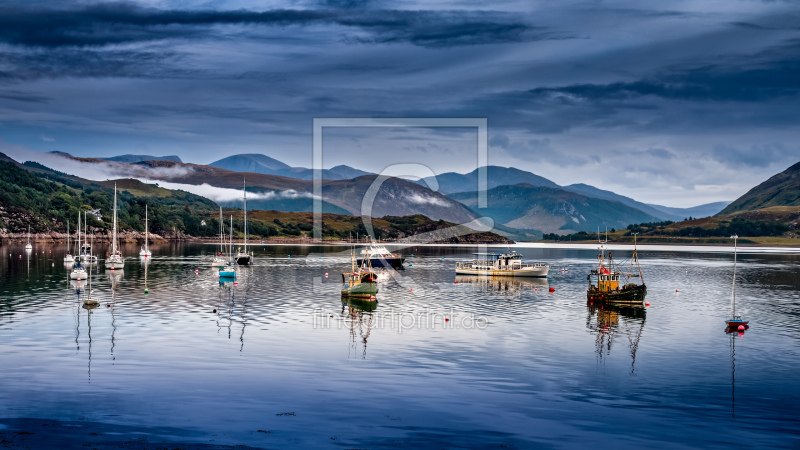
xmin=1 ymin=0 xmax=799 ymax=207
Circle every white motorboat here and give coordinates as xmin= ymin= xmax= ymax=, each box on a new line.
xmin=455 ymin=251 xmax=550 ymax=277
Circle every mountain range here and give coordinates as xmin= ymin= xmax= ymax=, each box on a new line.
xmin=209 ymin=154 xmax=371 ymax=181
xmin=21 ymin=151 xmax=744 ymax=238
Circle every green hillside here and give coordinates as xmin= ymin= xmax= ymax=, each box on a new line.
xmin=720 ymin=161 xmax=800 ymax=214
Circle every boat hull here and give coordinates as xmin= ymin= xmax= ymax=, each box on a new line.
xmin=211 ymin=257 xmax=227 ymax=267
xmin=455 ymin=266 xmax=550 ymax=277
xmin=236 ymin=255 xmax=252 ymax=265
xmin=342 ymin=282 xmax=378 ymax=298
xmin=357 ymin=257 xmax=404 ymax=269
xmin=70 ymin=270 xmax=87 ymax=280
xmin=105 ymin=261 xmax=125 ymax=269
xmin=587 ymin=284 xmax=647 ymax=303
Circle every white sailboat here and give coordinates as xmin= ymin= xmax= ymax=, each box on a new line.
xmin=64 ymin=219 xmax=74 ymax=262
xmin=25 ymin=225 xmax=32 ymax=250
xmin=105 ymin=184 xmax=125 ymax=270
xmin=211 ymin=206 xmax=227 ymax=267
xmin=139 ymin=204 xmax=152 ymax=258
xmin=235 ymin=179 xmax=253 ymax=266
xmin=70 ymin=215 xmax=87 ymax=280
xmin=219 ymin=216 xmax=237 ymax=278
xmin=726 ymin=234 xmax=749 ymax=331
xmin=79 ymin=211 xmax=97 ymax=263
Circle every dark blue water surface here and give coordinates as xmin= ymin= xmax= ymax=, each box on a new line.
xmin=1 ymin=242 xmax=799 ymax=448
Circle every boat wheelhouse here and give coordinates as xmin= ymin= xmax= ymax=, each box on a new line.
xmin=455 ymin=252 xmax=549 ymax=277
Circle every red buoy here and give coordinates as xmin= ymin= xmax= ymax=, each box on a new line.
xmin=445 ymin=318 xmax=449 ymax=322
xmin=738 ymin=325 xmax=745 ymax=331
xmin=676 ymin=289 xmax=679 ymax=292
xmin=549 ymin=287 xmax=555 ymax=292
xmin=645 ymin=302 xmax=650 ymax=307
xmin=234 ymin=281 xmax=238 ymax=285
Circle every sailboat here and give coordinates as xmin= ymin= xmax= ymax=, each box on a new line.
xmin=79 ymin=212 xmax=97 ymax=263
xmin=83 ymin=233 xmax=100 ymax=307
xmin=211 ymin=207 xmax=227 ymax=267
xmin=139 ymin=204 xmax=152 ymax=258
xmin=235 ymin=179 xmax=253 ymax=266
xmin=219 ymin=216 xmax=237 ymax=279
xmin=25 ymin=225 xmax=32 ymax=250
xmin=64 ymin=219 xmax=74 ymax=262
xmin=726 ymin=234 xmax=749 ymax=331
xmin=105 ymin=184 xmax=125 ymax=270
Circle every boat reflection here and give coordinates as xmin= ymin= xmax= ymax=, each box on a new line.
xmin=586 ymin=300 xmax=646 ymax=375
xmin=453 ymin=275 xmax=548 ymax=296
xmin=342 ymin=297 xmax=377 ymax=359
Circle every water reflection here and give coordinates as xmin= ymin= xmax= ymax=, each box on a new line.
xmin=341 ymin=298 xmax=377 ymax=359
xmin=586 ymin=300 xmax=646 ymax=375
xmin=453 ymin=275 xmax=548 ymax=297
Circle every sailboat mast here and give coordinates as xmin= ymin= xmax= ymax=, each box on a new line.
xmin=243 ymin=179 xmax=248 ymax=250
xmin=67 ymin=220 xmax=70 ymax=252
xmin=112 ymin=184 xmax=118 ymax=254
xmin=144 ymin=204 xmax=149 ymax=251
xmin=731 ymin=234 xmax=738 ymax=317
xmin=230 ymin=215 xmax=234 ymax=264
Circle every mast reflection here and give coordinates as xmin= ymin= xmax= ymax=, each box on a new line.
xmin=342 ymin=298 xmax=377 ymax=359
xmin=586 ymin=300 xmax=646 ymax=375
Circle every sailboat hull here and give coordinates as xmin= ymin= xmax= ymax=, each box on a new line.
xmin=236 ymin=255 xmax=252 ymax=265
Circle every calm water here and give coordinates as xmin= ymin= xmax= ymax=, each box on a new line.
xmin=1 ymin=243 xmax=799 ymax=448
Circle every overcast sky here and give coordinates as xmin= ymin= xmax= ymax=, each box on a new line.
xmin=1 ymin=0 xmax=799 ymax=207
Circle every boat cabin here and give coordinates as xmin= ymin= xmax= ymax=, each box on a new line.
xmin=342 ymin=271 xmax=377 ymax=287
xmin=463 ymin=252 xmax=525 ymax=270
xmin=589 ymin=268 xmax=621 ymax=292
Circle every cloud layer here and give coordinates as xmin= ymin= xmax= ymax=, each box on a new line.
xmin=2 ymin=0 xmax=800 ymax=207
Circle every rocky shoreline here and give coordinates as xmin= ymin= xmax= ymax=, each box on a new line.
xmin=0 ymin=229 xmax=198 ymax=245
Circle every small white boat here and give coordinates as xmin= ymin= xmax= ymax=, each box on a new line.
xmin=139 ymin=204 xmax=152 ymax=258
xmin=64 ymin=219 xmax=74 ymax=262
xmin=455 ymin=251 xmax=550 ymax=277
xmin=25 ymin=225 xmax=32 ymax=250
xmin=70 ymin=262 xmax=88 ymax=280
xmin=105 ymin=184 xmax=125 ymax=270
xmin=78 ymin=212 xmax=98 ymax=263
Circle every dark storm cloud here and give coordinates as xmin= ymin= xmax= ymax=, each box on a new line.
xmin=0 ymin=47 xmax=187 ymax=80
xmin=0 ymin=89 xmax=50 ymax=103
xmin=0 ymin=3 xmax=554 ymax=49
